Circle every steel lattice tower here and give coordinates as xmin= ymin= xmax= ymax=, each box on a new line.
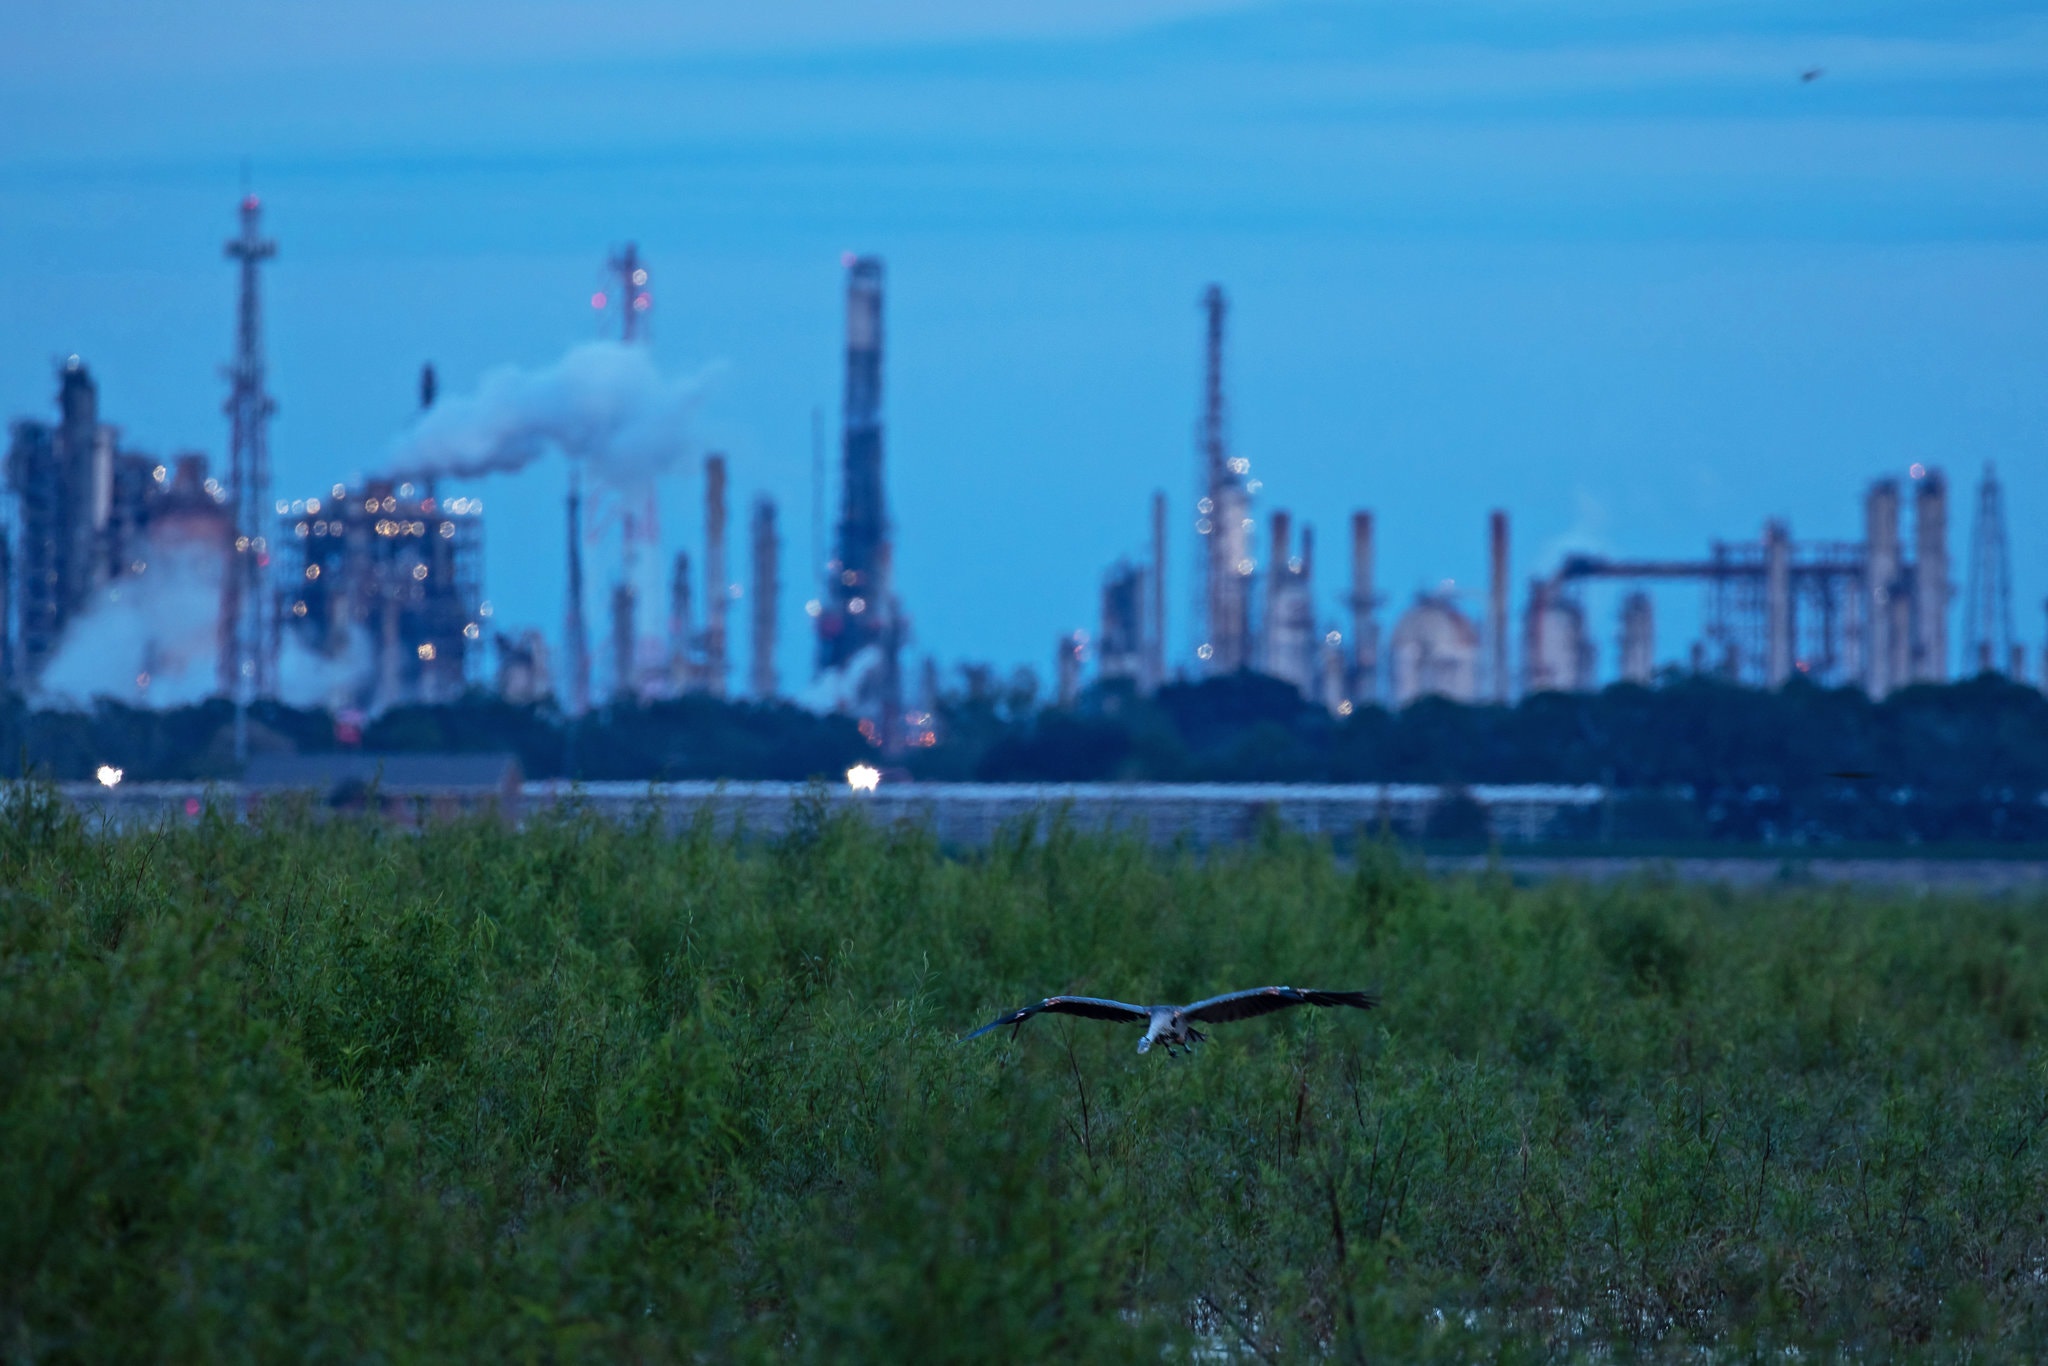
xmin=222 ymin=193 xmax=277 ymax=719
xmin=1964 ymin=461 xmax=2014 ymax=675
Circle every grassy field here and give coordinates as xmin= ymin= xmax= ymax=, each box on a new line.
xmin=5 ymin=789 xmax=2048 ymax=1362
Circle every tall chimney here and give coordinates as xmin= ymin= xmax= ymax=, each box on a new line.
xmin=1197 ymin=284 xmax=1250 ymax=674
xmin=1056 ymin=631 xmax=1084 ymax=706
xmin=1864 ymin=480 xmax=1899 ymax=695
xmin=1349 ymin=511 xmax=1377 ymax=705
xmin=1765 ymin=518 xmax=1793 ymax=686
xmin=1147 ymin=489 xmax=1167 ymax=693
xmin=668 ymin=549 xmax=694 ymax=693
xmin=1913 ymin=469 xmax=1949 ymax=682
xmin=1264 ymin=508 xmax=1291 ymax=672
xmin=750 ymin=496 xmax=779 ymax=699
xmin=565 ymin=466 xmax=590 ymax=715
xmin=610 ymin=581 xmax=636 ymax=702
xmin=1488 ymin=510 xmax=1510 ymax=703
xmin=1620 ymin=591 xmax=1654 ymax=684
xmin=704 ymin=453 xmax=728 ymax=698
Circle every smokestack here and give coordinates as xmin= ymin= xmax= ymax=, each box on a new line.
xmin=1056 ymin=632 xmax=1083 ymax=706
xmin=1913 ymin=468 xmax=1949 ymax=682
xmin=1620 ymin=592 xmax=1654 ymax=684
xmin=1488 ymin=510 xmax=1509 ymax=703
xmin=1320 ymin=631 xmax=1346 ymax=716
xmin=1865 ymin=479 xmax=1900 ymax=695
xmin=1349 ymin=511 xmax=1377 ymax=705
xmin=819 ymin=256 xmax=893 ymax=684
xmin=1196 ymin=284 xmax=1251 ymax=675
xmin=750 ymin=496 xmax=778 ymax=699
xmin=1264 ymin=509 xmax=1291 ymax=671
xmin=1765 ymin=518 xmax=1793 ymax=686
xmin=704 ymin=452 xmax=728 ymax=698
xmin=419 ymin=363 xmax=437 ymax=410
xmin=668 ymin=550 xmax=694 ymax=692
xmin=1148 ymin=489 xmax=1166 ymax=693
xmin=610 ymin=581 xmax=636 ymax=702
xmin=565 ymin=466 xmax=591 ymax=715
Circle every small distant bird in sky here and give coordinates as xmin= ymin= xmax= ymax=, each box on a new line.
xmin=1801 ymin=68 xmax=1825 ymax=83
xmin=965 ymin=986 xmax=1379 ymax=1056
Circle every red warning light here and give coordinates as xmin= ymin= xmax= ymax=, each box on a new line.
xmin=242 ymin=194 xmax=260 ymax=211
xmin=591 ymin=292 xmax=607 ymax=310
xmin=632 ymin=293 xmax=651 ymax=311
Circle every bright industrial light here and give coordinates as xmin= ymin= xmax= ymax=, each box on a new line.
xmin=1338 ymin=700 xmax=1354 ymax=716
xmin=96 ymin=765 xmax=123 ymax=787
xmin=846 ymin=763 xmax=882 ymax=793
xmin=804 ymin=599 xmax=822 ymax=618
xmin=1909 ymin=462 xmax=1927 ymax=480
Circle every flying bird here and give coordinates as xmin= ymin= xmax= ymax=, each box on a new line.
xmin=965 ymin=986 xmax=1379 ymax=1056
xmin=1801 ymin=67 xmax=1825 ymax=82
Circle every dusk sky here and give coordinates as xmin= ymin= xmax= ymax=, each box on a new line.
xmin=5 ymin=0 xmax=2046 ymax=693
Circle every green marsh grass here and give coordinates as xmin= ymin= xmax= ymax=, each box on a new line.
xmin=4 ymin=788 xmax=2048 ymax=1360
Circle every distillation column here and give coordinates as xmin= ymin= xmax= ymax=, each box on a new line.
xmin=1488 ymin=510 xmax=1510 ymax=703
xmin=750 ymin=496 xmax=779 ymax=699
xmin=704 ymin=453 xmax=728 ymax=697
xmin=1764 ymin=519 xmax=1793 ymax=686
xmin=1913 ymin=469 xmax=1949 ymax=682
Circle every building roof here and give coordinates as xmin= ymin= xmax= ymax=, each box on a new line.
xmin=244 ymin=752 xmax=522 ymax=793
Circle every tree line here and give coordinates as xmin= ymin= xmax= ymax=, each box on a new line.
xmin=5 ymin=671 xmax=2045 ymax=842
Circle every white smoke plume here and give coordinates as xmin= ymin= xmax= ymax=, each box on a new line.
xmin=35 ymin=539 xmax=226 ymax=710
xmin=277 ymin=628 xmax=376 ymax=714
xmin=386 ymin=340 xmax=701 ymax=485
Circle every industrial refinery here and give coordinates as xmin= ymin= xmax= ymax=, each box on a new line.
xmin=3 ymin=198 xmax=2042 ymax=751
xmin=1078 ymin=281 xmax=2041 ymax=717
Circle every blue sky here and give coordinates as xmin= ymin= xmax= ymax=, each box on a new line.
xmin=4 ymin=0 xmax=2046 ymax=693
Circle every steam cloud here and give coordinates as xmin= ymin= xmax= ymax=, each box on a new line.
xmin=386 ymin=341 xmax=700 ymax=485
xmin=36 ymin=540 xmax=227 ymax=710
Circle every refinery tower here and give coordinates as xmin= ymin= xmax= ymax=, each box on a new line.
xmin=814 ymin=255 xmax=904 ymax=747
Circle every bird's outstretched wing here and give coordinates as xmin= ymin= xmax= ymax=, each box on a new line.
xmin=963 ymin=995 xmax=1152 ymax=1041
xmin=1183 ymin=986 xmax=1379 ymax=1024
